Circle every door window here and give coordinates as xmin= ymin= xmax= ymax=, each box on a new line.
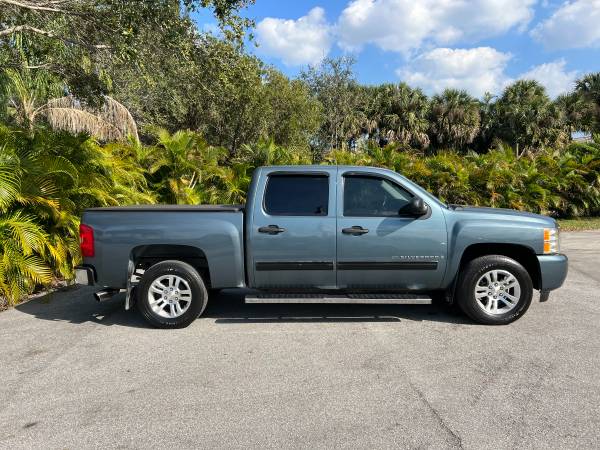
xmin=344 ymin=175 xmax=413 ymax=217
xmin=264 ymin=175 xmax=329 ymax=216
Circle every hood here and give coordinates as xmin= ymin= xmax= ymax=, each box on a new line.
xmin=448 ymin=205 xmax=557 ymax=227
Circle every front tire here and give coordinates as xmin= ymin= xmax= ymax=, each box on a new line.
xmin=137 ymin=260 xmax=208 ymax=328
xmin=457 ymin=255 xmax=533 ymax=325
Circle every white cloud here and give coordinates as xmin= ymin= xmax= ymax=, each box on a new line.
xmin=531 ymin=0 xmax=600 ymax=49
xmin=397 ymin=47 xmax=513 ymax=98
xmin=518 ymin=59 xmax=578 ymax=97
xmin=337 ymin=0 xmax=536 ymax=54
xmin=255 ymin=7 xmax=332 ymax=66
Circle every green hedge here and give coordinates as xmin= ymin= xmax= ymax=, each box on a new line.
xmin=323 ymin=141 xmax=600 ymax=217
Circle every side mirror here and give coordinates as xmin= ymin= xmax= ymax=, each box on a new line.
xmin=402 ymin=197 xmax=428 ymax=217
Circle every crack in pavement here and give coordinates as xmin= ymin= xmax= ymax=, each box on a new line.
xmin=407 ymin=377 xmax=464 ymax=449
xmin=361 ymin=322 xmax=465 ymax=448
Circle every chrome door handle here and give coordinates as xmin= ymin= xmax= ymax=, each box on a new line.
xmin=258 ymin=225 xmax=286 ymax=235
xmin=342 ymin=226 xmax=369 ymax=235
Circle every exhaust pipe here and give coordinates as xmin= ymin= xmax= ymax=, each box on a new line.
xmin=94 ymin=288 xmax=123 ymax=302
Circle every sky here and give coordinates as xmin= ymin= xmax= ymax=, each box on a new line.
xmin=194 ymin=0 xmax=600 ymax=99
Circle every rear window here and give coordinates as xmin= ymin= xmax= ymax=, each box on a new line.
xmin=264 ymin=175 xmax=329 ymax=216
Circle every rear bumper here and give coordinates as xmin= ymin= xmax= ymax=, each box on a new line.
xmin=537 ymin=254 xmax=568 ymax=291
xmin=74 ymin=265 xmax=95 ymax=286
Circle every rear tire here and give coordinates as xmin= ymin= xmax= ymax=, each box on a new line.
xmin=457 ymin=255 xmax=533 ymax=325
xmin=137 ymin=260 xmax=208 ymax=328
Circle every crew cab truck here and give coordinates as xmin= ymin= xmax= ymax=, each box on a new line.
xmin=75 ymin=165 xmax=568 ymax=328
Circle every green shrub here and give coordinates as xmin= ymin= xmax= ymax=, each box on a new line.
xmin=0 ymin=125 xmax=153 ymax=305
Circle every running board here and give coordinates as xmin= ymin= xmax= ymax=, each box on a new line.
xmin=245 ymin=293 xmax=432 ymax=305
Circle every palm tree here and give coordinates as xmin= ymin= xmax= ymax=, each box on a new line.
xmin=323 ymin=149 xmax=372 ymax=166
xmin=575 ymin=73 xmax=600 ymax=133
xmin=141 ymin=129 xmax=205 ymax=204
xmin=237 ymin=139 xmax=311 ymax=168
xmin=429 ymin=89 xmax=480 ymax=150
xmin=493 ymin=80 xmax=568 ymax=155
xmin=2 ymin=66 xmax=138 ymax=141
xmin=0 ymin=124 xmax=154 ymax=305
xmin=554 ymin=92 xmax=592 ymax=137
xmin=0 ymin=211 xmax=53 ymax=305
xmin=0 ymin=133 xmax=75 ymax=304
xmin=375 ymin=83 xmax=430 ymax=149
xmin=207 ymin=163 xmax=252 ymax=204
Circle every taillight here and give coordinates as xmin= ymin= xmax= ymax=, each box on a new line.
xmin=79 ymin=224 xmax=95 ymax=257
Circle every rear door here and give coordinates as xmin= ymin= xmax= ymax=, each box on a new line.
xmin=336 ymin=170 xmax=447 ymax=290
xmin=249 ymin=168 xmax=337 ymax=289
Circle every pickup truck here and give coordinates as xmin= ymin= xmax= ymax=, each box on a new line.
xmin=75 ymin=165 xmax=568 ymax=328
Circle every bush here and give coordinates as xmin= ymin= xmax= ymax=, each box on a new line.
xmin=0 ymin=125 xmax=153 ymax=305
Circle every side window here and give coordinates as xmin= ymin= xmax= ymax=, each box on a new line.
xmin=264 ymin=175 xmax=329 ymax=216
xmin=344 ymin=175 xmax=413 ymax=217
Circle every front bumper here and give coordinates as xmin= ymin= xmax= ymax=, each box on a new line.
xmin=74 ymin=265 xmax=95 ymax=286
xmin=537 ymin=254 xmax=568 ymax=291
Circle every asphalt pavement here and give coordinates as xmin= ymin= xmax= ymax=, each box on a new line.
xmin=0 ymin=232 xmax=598 ymax=449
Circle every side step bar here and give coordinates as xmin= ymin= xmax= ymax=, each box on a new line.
xmin=245 ymin=294 xmax=431 ymax=305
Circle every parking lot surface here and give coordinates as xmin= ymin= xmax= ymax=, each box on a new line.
xmin=0 ymin=232 xmax=599 ymax=449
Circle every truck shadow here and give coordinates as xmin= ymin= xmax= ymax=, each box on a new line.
xmin=15 ymin=286 xmax=474 ymax=327
xmin=14 ymin=287 xmax=148 ymax=328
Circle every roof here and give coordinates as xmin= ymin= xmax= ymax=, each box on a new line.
xmin=260 ymin=165 xmax=397 ymax=172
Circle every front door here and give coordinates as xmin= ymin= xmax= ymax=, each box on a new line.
xmin=336 ymin=171 xmax=447 ymax=290
xmin=250 ymin=169 xmax=337 ymax=289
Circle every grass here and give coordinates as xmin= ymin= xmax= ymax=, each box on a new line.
xmin=558 ymin=217 xmax=600 ymax=231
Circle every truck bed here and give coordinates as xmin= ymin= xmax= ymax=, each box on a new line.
xmin=81 ymin=206 xmax=246 ymax=289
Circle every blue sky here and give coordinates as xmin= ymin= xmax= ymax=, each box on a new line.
xmin=194 ymin=0 xmax=600 ymax=98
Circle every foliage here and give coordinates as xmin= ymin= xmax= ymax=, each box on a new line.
xmin=372 ymin=83 xmax=431 ymax=149
xmin=301 ymin=57 xmax=361 ymax=151
xmin=0 ymin=124 xmax=153 ymax=306
xmin=575 ymin=73 xmax=600 ymax=133
xmin=0 ymin=0 xmax=254 ymax=100
xmin=2 ymin=56 xmax=138 ymax=140
xmin=429 ymin=89 xmax=480 ymax=150
xmin=492 ymin=80 xmax=568 ymax=155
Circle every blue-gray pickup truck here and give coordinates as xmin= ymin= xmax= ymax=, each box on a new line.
xmin=75 ymin=165 xmax=568 ymax=328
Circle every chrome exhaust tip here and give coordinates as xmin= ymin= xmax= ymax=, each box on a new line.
xmin=94 ymin=288 xmax=122 ymax=302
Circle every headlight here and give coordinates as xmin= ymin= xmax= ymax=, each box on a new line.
xmin=543 ymin=228 xmax=560 ymax=254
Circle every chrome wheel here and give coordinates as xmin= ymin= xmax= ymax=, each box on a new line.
xmin=474 ymin=269 xmax=521 ymax=315
xmin=147 ymin=275 xmax=192 ymax=319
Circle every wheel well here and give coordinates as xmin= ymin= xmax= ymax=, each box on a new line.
xmin=130 ymin=245 xmax=211 ymax=288
xmin=458 ymin=243 xmax=541 ymax=290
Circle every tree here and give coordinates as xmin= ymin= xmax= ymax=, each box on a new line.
xmin=375 ymin=83 xmax=430 ymax=149
xmin=473 ymin=92 xmax=498 ymax=153
xmin=2 ymin=63 xmax=138 ymax=140
xmin=193 ymin=37 xmax=270 ymax=154
xmin=0 ymin=0 xmax=254 ymax=53
xmin=261 ymin=70 xmax=322 ymax=150
xmin=141 ymin=129 xmax=206 ymax=204
xmin=301 ymin=57 xmax=361 ymax=152
xmin=493 ymin=80 xmax=568 ymax=155
xmin=0 ymin=1 xmax=254 ymax=101
xmin=554 ymin=92 xmax=593 ymax=136
xmin=0 ymin=124 xmax=153 ymax=304
xmin=575 ymin=73 xmax=600 ymax=133
xmin=429 ymin=89 xmax=480 ymax=150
